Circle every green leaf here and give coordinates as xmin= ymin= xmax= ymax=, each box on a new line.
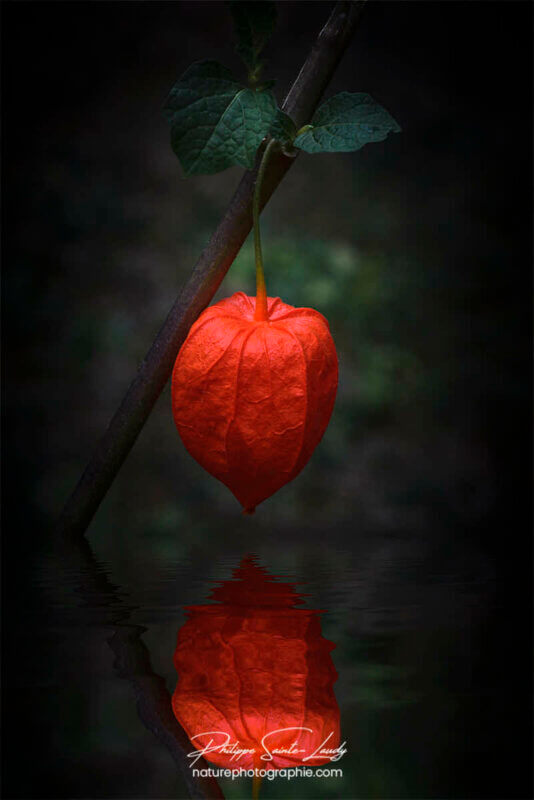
xmin=163 ymin=60 xmax=277 ymax=175
xmin=229 ymin=1 xmax=277 ymax=74
xmin=269 ymin=109 xmax=297 ymax=145
xmin=294 ymin=92 xmax=401 ymax=154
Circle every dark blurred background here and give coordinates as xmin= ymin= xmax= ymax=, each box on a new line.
xmin=2 ymin=1 xmax=532 ymax=799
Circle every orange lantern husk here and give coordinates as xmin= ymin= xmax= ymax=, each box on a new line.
xmin=172 ymin=557 xmax=340 ymax=771
xmin=171 ymin=292 xmax=338 ymax=513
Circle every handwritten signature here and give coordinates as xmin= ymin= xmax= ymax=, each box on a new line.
xmin=186 ymin=729 xmax=347 ymax=767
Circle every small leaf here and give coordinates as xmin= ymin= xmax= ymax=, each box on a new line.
xmin=163 ymin=60 xmax=277 ymax=175
xmin=294 ymin=92 xmax=401 ymax=154
xmin=229 ymin=1 xmax=277 ymax=74
xmin=270 ymin=109 xmax=297 ymax=145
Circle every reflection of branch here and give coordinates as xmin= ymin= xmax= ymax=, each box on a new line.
xmin=58 ymin=534 xmax=224 ymax=799
xmin=56 ymin=1 xmax=367 ymax=539
xmin=108 ymin=627 xmax=224 ymax=800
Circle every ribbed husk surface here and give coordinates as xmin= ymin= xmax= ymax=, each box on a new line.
xmin=172 ymin=557 xmax=340 ymax=770
xmin=172 ymin=292 xmax=338 ymax=512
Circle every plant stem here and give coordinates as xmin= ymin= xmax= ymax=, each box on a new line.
xmin=253 ymin=138 xmax=278 ymax=321
xmin=252 ymin=773 xmax=262 ymax=800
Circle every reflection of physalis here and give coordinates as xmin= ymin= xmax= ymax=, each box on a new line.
xmin=172 ymin=556 xmax=340 ymax=771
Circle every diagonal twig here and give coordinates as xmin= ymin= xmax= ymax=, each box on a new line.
xmin=56 ymin=1 xmax=367 ymax=539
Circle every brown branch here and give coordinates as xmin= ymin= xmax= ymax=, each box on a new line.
xmin=56 ymin=1 xmax=367 ymax=539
